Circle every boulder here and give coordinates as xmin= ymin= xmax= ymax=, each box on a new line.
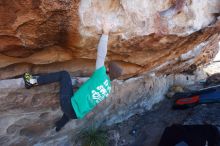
xmin=0 ymin=0 xmax=219 ymax=79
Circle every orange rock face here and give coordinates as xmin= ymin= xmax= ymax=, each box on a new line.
xmin=0 ymin=0 xmax=219 ymax=79
xmin=0 ymin=1 xmax=220 ymax=145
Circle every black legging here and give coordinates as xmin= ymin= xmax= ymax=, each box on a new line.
xmin=37 ymin=71 xmax=77 ymax=119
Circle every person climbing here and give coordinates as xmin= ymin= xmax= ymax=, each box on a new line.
xmin=23 ymin=23 xmax=122 ymax=132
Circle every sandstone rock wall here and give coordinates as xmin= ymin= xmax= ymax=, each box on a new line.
xmin=0 ymin=71 xmax=207 ymax=146
xmin=0 ymin=0 xmax=220 ymax=145
xmin=79 ymin=0 xmax=218 ymax=36
xmin=0 ymin=0 xmax=219 ymax=79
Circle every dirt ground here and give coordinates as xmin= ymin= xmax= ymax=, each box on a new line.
xmin=106 ymin=58 xmax=220 ymax=146
xmin=106 ymin=99 xmax=220 ymax=146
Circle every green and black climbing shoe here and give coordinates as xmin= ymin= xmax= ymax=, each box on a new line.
xmin=23 ymin=72 xmax=34 ymax=89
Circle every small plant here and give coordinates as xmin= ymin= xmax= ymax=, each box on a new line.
xmin=80 ymin=127 xmax=108 ymax=146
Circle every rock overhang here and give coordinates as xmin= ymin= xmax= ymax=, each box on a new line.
xmin=0 ymin=0 xmax=219 ymax=79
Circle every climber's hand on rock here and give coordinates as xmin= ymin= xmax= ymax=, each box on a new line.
xmin=103 ymin=25 xmax=110 ymax=35
xmin=102 ymin=22 xmax=113 ymax=35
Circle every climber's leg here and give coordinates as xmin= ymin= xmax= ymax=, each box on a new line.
xmin=24 ymin=71 xmax=77 ymax=131
xmin=37 ymin=71 xmax=70 ymax=85
xmin=24 ymin=71 xmax=73 ymax=88
xmin=37 ymin=71 xmax=77 ymax=117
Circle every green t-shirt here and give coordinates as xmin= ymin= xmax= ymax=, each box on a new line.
xmin=71 ymin=66 xmax=111 ymax=119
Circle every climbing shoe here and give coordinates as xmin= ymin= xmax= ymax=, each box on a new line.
xmin=23 ymin=72 xmax=34 ymax=89
xmin=55 ymin=114 xmax=70 ymax=132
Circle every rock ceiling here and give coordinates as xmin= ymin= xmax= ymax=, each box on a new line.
xmin=0 ymin=0 xmax=219 ymax=79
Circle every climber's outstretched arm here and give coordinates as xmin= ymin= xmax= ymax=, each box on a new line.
xmin=96 ymin=34 xmax=108 ymax=69
xmin=95 ymin=25 xmax=110 ymax=70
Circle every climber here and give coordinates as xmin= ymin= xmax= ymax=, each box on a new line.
xmin=23 ymin=23 xmax=122 ymax=132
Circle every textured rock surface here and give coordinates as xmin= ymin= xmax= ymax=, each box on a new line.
xmin=0 ymin=71 xmax=207 ymax=146
xmin=105 ymin=101 xmax=220 ymax=146
xmin=0 ymin=0 xmax=220 ymax=145
xmin=0 ymin=0 xmax=220 ymax=79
